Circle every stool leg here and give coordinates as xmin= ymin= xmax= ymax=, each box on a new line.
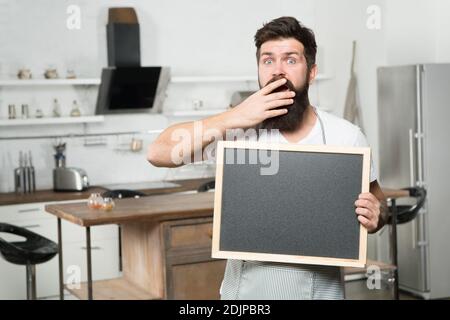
xmin=26 ymin=264 xmax=37 ymax=300
xmin=86 ymin=227 xmax=93 ymax=300
xmin=390 ymin=199 xmax=400 ymax=300
xmin=57 ymin=217 xmax=64 ymax=300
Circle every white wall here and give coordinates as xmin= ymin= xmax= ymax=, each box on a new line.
xmin=436 ymin=0 xmax=450 ymax=62
xmin=385 ymin=0 xmax=438 ymax=65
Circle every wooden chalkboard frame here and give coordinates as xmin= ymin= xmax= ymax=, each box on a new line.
xmin=212 ymin=140 xmax=371 ymax=268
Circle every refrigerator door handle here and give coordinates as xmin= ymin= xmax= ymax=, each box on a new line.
xmin=409 ymin=129 xmax=415 ymax=186
xmin=409 ymin=128 xmax=418 ymax=249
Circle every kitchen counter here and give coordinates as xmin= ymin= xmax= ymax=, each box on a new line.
xmin=45 ymin=190 xmax=223 ymax=300
xmin=0 ymin=178 xmax=214 ymax=206
xmin=45 ymin=191 xmax=215 ymax=226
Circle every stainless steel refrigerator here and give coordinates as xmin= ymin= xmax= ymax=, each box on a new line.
xmin=377 ymin=64 xmax=450 ymax=299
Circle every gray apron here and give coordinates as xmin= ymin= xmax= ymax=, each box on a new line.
xmin=220 ymin=107 xmax=345 ymax=300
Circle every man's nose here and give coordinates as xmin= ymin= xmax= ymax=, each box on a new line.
xmin=272 ymin=62 xmax=286 ymax=77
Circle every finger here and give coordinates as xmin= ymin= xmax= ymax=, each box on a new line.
xmin=265 ymin=99 xmax=294 ymax=110
xmin=357 ymin=215 xmax=372 ymax=229
xmin=356 ymin=194 xmax=380 ymax=210
xmin=265 ymin=108 xmax=289 ymax=118
xmin=265 ymin=90 xmax=296 ymax=102
xmin=358 ymin=192 xmax=378 ymax=202
xmin=260 ymin=78 xmax=287 ymax=95
xmin=355 ymin=199 xmax=378 ymax=211
xmin=355 ymin=207 xmax=373 ymax=219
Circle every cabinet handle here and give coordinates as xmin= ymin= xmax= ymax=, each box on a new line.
xmin=18 ymin=208 xmax=40 ymax=213
xmin=20 ymin=224 xmax=41 ymax=229
xmin=81 ymin=246 xmax=102 ymax=250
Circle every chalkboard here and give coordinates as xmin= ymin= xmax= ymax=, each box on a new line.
xmin=212 ymin=141 xmax=371 ymax=268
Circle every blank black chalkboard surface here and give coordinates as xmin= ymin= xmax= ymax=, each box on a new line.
xmin=212 ymin=140 xmax=371 ymax=268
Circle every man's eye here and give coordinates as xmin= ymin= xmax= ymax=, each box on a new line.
xmin=287 ymin=58 xmax=296 ymax=64
xmin=263 ymin=59 xmax=273 ymax=65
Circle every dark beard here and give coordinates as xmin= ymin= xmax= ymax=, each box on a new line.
xmin=258 ymin=75 xmax=310 ymax=133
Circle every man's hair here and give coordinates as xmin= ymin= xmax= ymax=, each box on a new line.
xmin=254 ymin=16 xmax=317 ymax=69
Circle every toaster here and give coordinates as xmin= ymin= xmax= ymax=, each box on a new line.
xmin=53 ymin=167 xmax=89 ymax=191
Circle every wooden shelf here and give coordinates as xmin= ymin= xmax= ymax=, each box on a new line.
xmin=65 ymin=278 xmax=161 ymax=300
xmin=0 ymin=116 xmax=104 ymax=126
xmin=0 ymin=78 xmax=101 ymax=86
xmin=0 ymin=75 xmax=332 ymax=86
xmin=171 ymin=76 xmax=257 ymax=83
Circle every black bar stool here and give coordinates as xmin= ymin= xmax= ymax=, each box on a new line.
xmin=197 ymin=180 xmax=215 ymax=193
xmin=0 ymin=223 xmax=58 ymax=299
xmin=386 ymin=186 xmax=427 ymax=300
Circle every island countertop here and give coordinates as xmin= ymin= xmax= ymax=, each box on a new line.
xmin=44 ymin=191 xmax=215 ymax=227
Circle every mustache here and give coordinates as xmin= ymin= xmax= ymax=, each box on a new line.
xmin=258 ymin=75 xmax=310 ymax=132
xmin=265 ymin=75 xmax=296 ymax=93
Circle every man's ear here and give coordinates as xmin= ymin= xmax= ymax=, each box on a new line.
xmin=308 ymin=64 xmax=318 ymax=85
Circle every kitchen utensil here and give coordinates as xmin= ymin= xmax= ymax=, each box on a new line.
xmin=21 ymin=104 xmax=29 ymax=119
xmin=22 ymin=152 xmax=28 ymax=193
xmin=8 ymin=104 xmax=16 ymax=119
xmin=29 ymin=151 xmax=36 ymax=192
xmin=53 ymin=142 xmax=66 ymax=168
xmin=14 ymin=151 xmax=24 ymax=193
xmin=130 ymin=138 xmax=143 ymax=152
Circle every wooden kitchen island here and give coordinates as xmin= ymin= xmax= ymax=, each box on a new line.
xmin=45 ymin=191 xmax=226 ymax=300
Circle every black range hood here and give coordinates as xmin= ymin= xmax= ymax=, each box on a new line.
xmin=95 ymin=8 xmax=169 ymax=115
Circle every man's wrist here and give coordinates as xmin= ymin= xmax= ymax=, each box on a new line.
xmin=374 ymin=201 xmax=389 ymax=233
xmin=204 ymin=109 xmax=237 ymax=134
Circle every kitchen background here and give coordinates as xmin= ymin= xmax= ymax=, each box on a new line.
xmin=1 ymin=0 xmax=450 ymax=262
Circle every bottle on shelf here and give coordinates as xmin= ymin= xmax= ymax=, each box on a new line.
xmin=52 ymin=98 xmax=61 ymax=117
xmin=8 ymin=104 xmax=16 ymax=119
xmin=70 ymin=100 xmax=81 ymax=117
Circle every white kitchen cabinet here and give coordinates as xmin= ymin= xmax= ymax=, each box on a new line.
xmin=1 ymin=201 xmax=118 ymax=242
xmin=36 ymin=238 xmax=120 ymax=299
xmin=0 ymin=201 xmax=120 ymax=299
xmin=0 ymin=202 xmax=49 ymax=222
